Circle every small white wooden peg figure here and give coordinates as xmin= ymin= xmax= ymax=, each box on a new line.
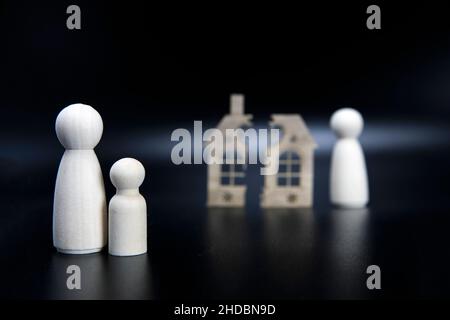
xmin=330 ymin=108 xmax=369 ymax=208
xmin=53 ymin=103 xmax=107 ymax=254
xmin=109 ymin=158 xmax=147 ymax=256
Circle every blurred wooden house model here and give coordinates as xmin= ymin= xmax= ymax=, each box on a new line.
xmin=206 ymin=94 xmax=252 ymax=207
xmin=207 ymin=95 xmax=317 ymax=208
xmin=260 ymin=114 xmax=317 ymax=207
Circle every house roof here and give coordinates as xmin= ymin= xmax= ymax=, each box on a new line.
xmin=270 ymin=114 xmax=317 ymax=148
xmin=216 ymin=95 xmax=252 ymax=132
xmin=217 ymin=114 xmax=253 ymax=132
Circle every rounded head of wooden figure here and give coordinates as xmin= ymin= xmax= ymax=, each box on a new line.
xmin=110 ymin=158 xmax=145 ymax=190
xmin=55 ymin=103 xmax=103 ymax=150
xmin=330 ymin=108 xmax=364 ymax=139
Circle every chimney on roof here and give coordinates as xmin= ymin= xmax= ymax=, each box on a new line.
xmin=230 ymin=94 xmax=244 ymax=115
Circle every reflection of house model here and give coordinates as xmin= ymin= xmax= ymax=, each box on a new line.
xmin=207 ymin=94 xmax=317 ymax=208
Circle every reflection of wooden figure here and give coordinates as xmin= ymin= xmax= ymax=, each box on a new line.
xmin=207 ymin=94 xmax=252 ymax=207
xmin=261 ymin=115 xmax=317 ymax=208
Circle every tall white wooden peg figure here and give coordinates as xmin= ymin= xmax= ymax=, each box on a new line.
xmin=53 ymin=103 xmax=107 ymax=254
xmin=330 ymin=108 xmax=369 ymax=208
xmin=109 ymin=158 xmax=147 ymax=256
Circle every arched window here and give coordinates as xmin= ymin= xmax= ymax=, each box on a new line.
xmin=220 ymin=163 xmax=245 ymax=186
xmin=277 ymin=151 xmax=301 ymax=187
xmin=220 ymin=149 xmax=246 ymax=187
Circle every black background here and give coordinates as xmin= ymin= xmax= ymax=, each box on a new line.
xmin=1 ymin=0 xmax=450 ymax=300
xmin=2 ymin=1 xmax=450 ymax=121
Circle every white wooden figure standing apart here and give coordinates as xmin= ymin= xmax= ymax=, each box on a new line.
xmin=109 ymin=158 xmax=147 ymax=256
xmin=330 ymin=108 xmax=369 ymax=208
xmin=53 ymin=103 xmax=107 ymax=254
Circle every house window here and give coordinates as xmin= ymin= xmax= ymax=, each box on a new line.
xmin=221 ymin=163 xmax=246 ymax=186
xmin=277 ymin=151 xmax=301 ymax=187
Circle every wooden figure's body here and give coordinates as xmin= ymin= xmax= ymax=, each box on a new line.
xmin=330 ymin=108 xmax=369 ymax=208
xmin=53 ymin=103 xmax=107 ymax=254
xmin=109 ymin=158 xmax=147 ymax=256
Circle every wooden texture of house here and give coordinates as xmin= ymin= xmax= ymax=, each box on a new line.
xmin=206 ymin=94 xmax=252 ymax=207
xmin=260 ymin=114 xmax=317 ymax=208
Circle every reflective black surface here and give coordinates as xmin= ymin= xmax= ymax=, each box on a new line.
xmin=1 ymin=123 xmax=450 ymax=299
